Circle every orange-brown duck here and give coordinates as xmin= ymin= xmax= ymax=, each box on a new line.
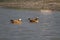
xmin=10 ymin=19 xmax=22 ymax=24
xmin=28 ymin=17 xmax=39 ymax=23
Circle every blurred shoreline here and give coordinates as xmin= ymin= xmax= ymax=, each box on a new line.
xmin=0 ymin=1 xmax=60 ymax=11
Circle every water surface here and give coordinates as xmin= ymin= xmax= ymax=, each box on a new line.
xmin=0 ymin=8 xmax=60 ymax=40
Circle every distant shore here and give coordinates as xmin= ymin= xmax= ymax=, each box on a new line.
xmin=0 ymin=2 xmax=60 ymax=11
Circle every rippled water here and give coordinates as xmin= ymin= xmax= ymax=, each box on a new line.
xmin=0 ymin=8 xmax=60 ymax=40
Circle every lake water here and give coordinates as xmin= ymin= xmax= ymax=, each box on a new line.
xmin=0 ymin=8 xmax=60 ymax=40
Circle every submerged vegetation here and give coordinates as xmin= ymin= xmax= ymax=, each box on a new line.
xmin=0 ymin=0 xmax=60 ymax=11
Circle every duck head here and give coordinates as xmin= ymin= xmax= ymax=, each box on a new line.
xmin=18 ymin=19 xmax=22 ymax=21
xmin=35 ymin=17 xmax=39 ymax=20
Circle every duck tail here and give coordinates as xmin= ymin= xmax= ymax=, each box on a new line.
xmin=10 ymin=20 xmax=13 ymax=21
xmin=28 ymin=18 xmax=30 ymax=20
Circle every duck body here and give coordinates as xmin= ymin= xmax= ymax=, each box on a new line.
xmin=28 ymin=17 xmax=39 ymax=23
xmin=10 ymin=19 xmax=22 ymax=24
xmin=29 ymin=19 xmax=39 ymax=23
